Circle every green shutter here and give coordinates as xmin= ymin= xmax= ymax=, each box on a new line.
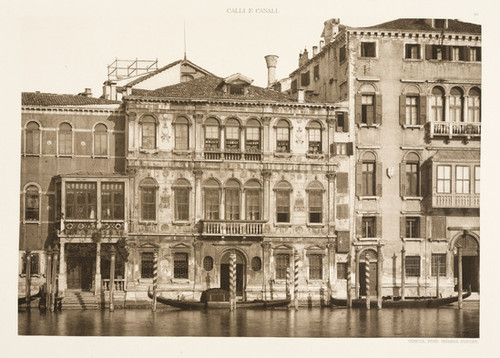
xmin=375 ymin=161 xmax=383 ymax=196
xmin=375 ymin=94 xmax=382 ymax=124
xmin=356 ymin=162 xmax=363 ymax=195
xmin=400 ymin=162 xmax=406 ymax=197
xmin=419 ymin=95 xmax=427 ymax=125
xmin=400 ymin=95 xmax=406 ymax=125
xmin=355 ymin=94 xmax=362 ymax=124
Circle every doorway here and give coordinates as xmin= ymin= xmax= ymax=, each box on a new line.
xmin=66 ymin=244 xmax=95 ymax=291
xmin=358 ymin=249 xmax=378 ymax=297
xmin=220 ymin=250 xmax=246 ymax=296
xmin=454 ymin=234 xmax=480 ymax=293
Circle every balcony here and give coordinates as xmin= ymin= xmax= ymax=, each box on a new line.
xmin=428 ymin=121 xmax=481 ymax=139
xmin=204 ymin=151 xmax=222 ymax=160
xmin=201 ymin=220 xmax=265 ymax=240
xmin=101 ymin=278 xmax=126 ymax=292
xmin=432 ymin=193 xmax=480 ymax=208
xmin=62 ymin=220 xmax=126 ymax=237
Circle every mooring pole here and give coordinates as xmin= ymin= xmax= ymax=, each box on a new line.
xmin=457 ymin=245 xmax=463 ymax=309
xmin=293 ymin=250 xmax=299 ymax=310
xmin=229 ymin=250 xmax=237 ymax=311
xmin=109 ymin=246 xmax=116 ymax=312
xmin=286 ymin=267 xmax=290 ymax=299
xmin=46 ymin=247 xmax=53 ymax=311
xmin=401 ymin=247 xmax=406 ymax=301
xmin=51 ymin=247 xmax=59 ymax=312
xmin=346 ymin=254 xmax=352 ymax=308
xmin=376 ymin=244 xmax=383 ymax=309
xmin=365 ymin=254 xmax=371 ymax=310
xmin=152 ymin=251 xmax=158 ymax=312
xmin=436 ymin=267 xmax=440 ymax=298
xmin=25 ymin=250 xmax=31 ymax=310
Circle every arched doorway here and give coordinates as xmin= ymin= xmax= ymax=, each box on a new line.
xmin=454 ymin=234 xmax=480 ymax=292
xmin=220 ymin=250 xmax=246 ymax=296
xmin=358 ymin=249 xmax=378 ymax=297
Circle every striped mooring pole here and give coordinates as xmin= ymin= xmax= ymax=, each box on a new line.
xmin=346 ymin=254 xmax=352 ymax=308
xmin=152 ymin=251 xmax=158 ymax=312
xmin=293 ymin=250 xmax=299 ymax=310
xmin=457 ymin=245 xmax=463 ymax=309
xmin=25 ymin=251 xmax=31 ymax=310
xmin=365 ymin=254 xmax=371 ymax=310
xmin=230 ymin=250 xmax=237 ymax=311
xmin=109 ymin=246 xmax=116 ymax=312
xmin=286 ymin=267 xmax=290 ymax=300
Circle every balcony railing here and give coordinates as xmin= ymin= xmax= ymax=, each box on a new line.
xmin=432 ymin=193 xmax=480 ymax=208
xmin=204 ymin=151 xmax=222 ymax=160
xmin=224 ymin=152 xmax=242 ymax=160
xmin=428 ymin=121 xmax=481 ymax=139
xmin=201 ymin=221 xmax=265 ymax=238
xmin=62 ymin=219 xmax=125 ymax=236
xmin=101 ymin=279 xmax=126 ymax=292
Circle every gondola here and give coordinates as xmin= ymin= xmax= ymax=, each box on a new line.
xmin=147 ymin=287 xmax=291 ymax=310
xmin=18 ymin=288 xmax=42 ymax=305
xmin=329 ymin=291 xmax=472 ymax=308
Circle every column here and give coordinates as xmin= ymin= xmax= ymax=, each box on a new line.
xmin=193 ymin=169 xmax=203 ymax=222
xmin=94 ymin=241 xmax=102 ymax=295
xmin=194 ymin=113 xmax=204 ymax=159
xmin=58 ymin=239 xmax=67 ymax=294
xmin=326 ymin=172 xmax=336 ymax=225
xmin=463 ymin=95 xmax=469 ymax=123
xmin=241 ymin=187 xmax=246 ymax=222
xmin=262 ymin=116 xmax=272 ymax=160
xmin=262 ymin=170 xmax=272 ymax=222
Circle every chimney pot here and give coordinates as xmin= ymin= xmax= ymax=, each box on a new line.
xmin=297 ymin=89 xmax=305 ymax=103
xmin=264 ymin=55 xmax=279 ymax=88
xmin=312 ymin=46 xmax=318 ymax=56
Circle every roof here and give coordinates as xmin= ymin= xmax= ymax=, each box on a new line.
xmin=431 ymin=150 xmax=480 ymax=162
xmin=22 ymin=92 xmax=121 ymax=106
xmin=124 ymin=58 xmax=214 ymax=87
xmin=348 ymin=18 xmax=481 ymax=34
xmin=130 ymin=74 xmax=294 ymax=102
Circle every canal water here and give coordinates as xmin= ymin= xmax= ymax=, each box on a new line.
xmin=18 ymin=301 xmax=478 ymax=337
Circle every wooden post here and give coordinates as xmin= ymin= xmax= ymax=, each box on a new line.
xmin=346 ymin=254 xmax=352 ymax=308
xmin=229 ymin=250 xmax=236 ymax=311
xmin=457 ymin=245 xmax=463 ymax=309
xmin=354 ymin=247 xmax=360 ymax=299
xmin=109 ymin=246 xmax=116 ymax=312
xmin=293 ymin=250 xmax=299 ymax=310
xmin=46 ymin=248 xmax=53 ymax=311
xmin=365 ymin=254 xmax=370 ymax=310
xmin=401 ymin=247 xmax=406 ymax=301
xmin=25 ymin=251 xmax=31 ymax=310
xmin=152 ymin=251 xmax=158 ymax=312
xmin=206 ymin=273 xmax=211 ymax=289
xmin=51 ymin=247 xmax=59 ymax=312
xmin=286 ymin=267 xmax=290 ymax=299
xmin=376 ymin=244 xmax=383 ymax=310
xmin=436 ymin=267 xmax=440 ymax=298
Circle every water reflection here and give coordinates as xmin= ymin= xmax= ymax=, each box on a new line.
xmin=18 ymin=302 xmax=479 ymax=338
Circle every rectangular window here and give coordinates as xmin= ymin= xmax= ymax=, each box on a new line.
xmin=141 ymin=252 xmax=154 ymax=278
xmin=174 ymin=188 xmax=189 ymax=221
xmin=225 ymin=189 xmax=240 ymax=220
xmin=430 ymin=45 xmax=444 ymax=60
xmin=94 ymin=132 xmax=107 ymax=156
xmin=308 ymin=128 xmax=321 ymax=153
xmin=25 ymin=188 xmax=39 ymax=221
xmin=142 ymin=122 xmax=156 ymax=149
xmin=405 ymin=96 xmax=419 ymax=125
xmin=309 ymin=254 xmax=323 ymax=280
xmin=336 ymin=143 xmax=347 ymax=155
xmin=245 ymin=127 xmax=260 ymax=153
xmin=405 ymin=217 xmax=420 ymax=238
xmin=362 ymin=162 xmax=375 ymax=196
xmin=336 ymin=112 xmax=345 ymax=132
xmin=276 ymin=191 xmax=290 ymax=223
xmin=276 ymin=128 xmax=290 ymax=153
xmin=470 ymin=47 xmax=481 ymax=62
xmin=101 ymin=182 xmax=124 ymax=220
xmin=175 ymin=124 xmax=189 ymax=150
xmin=308 ymin=191 xmax=322 ymax=223
xmin=436 ymin=165 xmax=451 ymax=193
xmin=275 ymin=254 xmax=290 ymax=280
xmin=205 ymin=126 xmax=219 ymax=150
xmin=336 ymin=263 xmax=348 ymax=280
xmin=59 ymin=131 xmax=73 ymax=155
xmin=291 ymin=79 xmax=298 ymax=94
xmin=313 ymin=65 xmax=320 ymax=79
xmin=205 ymin=189 xmax=220 ymax=220
xmin=405 ymin=256 xmax=421 ymax=277
xmin=65 ymin=182 xmax=97 ymax=220
xmin=405 ymin=162 xmax=419 ymax=196
xmin=475 ymin=166 xmax=480 ymax=194
xmin=431 ymin=254 xmax=446 ymax=277
xmin=140 ymin=187 xmax=156 ymax=221
xmin=22 ymin=253 xmax=40 ymax=275
xmin=456 ymin=166 xmax=470 ymax=194
xmin=361 ymin=42 xmax=376 ymax=58
xmin=225 ymin=127 xmax=240 ymax=151
xmin=361 ymin=217 xmax=375 ymax=238
xmin=301 ymin=71 xmax=310 ymax=86
xmin=405 ymin=44 xmax=421 ymax=59
xmin=339 ymin=46 xmax=346 ymax=62
xmin=246 ymin=190 xmax=260 ymax=221
xmin=26 ymin=129 xmax=40 ymax=155
xmin=361 ymin=95 xmax=375 ymax=124
xmin=174 ymin=253 xmax=189 ymax=279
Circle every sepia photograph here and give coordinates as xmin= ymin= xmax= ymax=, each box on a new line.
xmin=4 ymin=0 xmax=499 ymax=356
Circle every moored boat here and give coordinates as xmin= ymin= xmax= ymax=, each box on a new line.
xmin=329 ymin=291 xmax=472 ymax=308
xmin=148 ymin=287 xmax=290 ymax=310
xmin=18 ymin=288 xmax=42 ymax=305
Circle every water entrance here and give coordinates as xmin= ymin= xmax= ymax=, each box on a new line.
xmin=220 ymin=250 xmax=245 ymax=296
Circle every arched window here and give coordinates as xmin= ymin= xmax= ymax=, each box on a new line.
xmin=174 ymin=117 xmax=189 ymax=150
xmin=275 ymin=181 xmax=292 ymax=223
xmin=25 ymin=185 xmax=40 ymax=221
xmin=58 ymin=123 xmax=73 ymax=155
xmin=430 ymin=87 xmax=445 ymax=122
xmin=245 ymin=180 xmax=262 ymax=221
xmin=307 ymin=181 xmax=324 ymax=223
xmin=204 ymin=179 xmax=220 ymax=220
xmin=141 ymin=115 xmax=157 ymax=149
xmin=173 ymin=179 xmax=191 ymax=221
xmin=468 ymin=88 xmax=481 ymax=122
xmin=276 ymin=120 xmax=290 ymax=153
xmin=361 ymin=152 xmax=376 ymax=196
xmin=25 ymin=121 xmax=40 ymax=155
xmin=225 ymin=118 xmax=240 ymax=152
xmin=140 ymin=178 xmax=157 ymax=221
xmin=93 ymin=123 xmax=108 ymax=156
xmin=245 ymin=119 xmax=261 ymax=153
xmin=402 ymin=152 xmax=420 ymax=197
xmin=225 ymin=179 xmax=241 ymax=220
xmin=449 ymin=87 xmax=463 ymax=122
xmin=204 ymin=118 xmax=220 ymax=151
xmin=307 ymin=121 xmax=322 ymax=154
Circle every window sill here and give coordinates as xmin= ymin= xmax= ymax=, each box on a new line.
xmin=56 ymin=154 xmax=74 ymax=158
xmin=306 ymin=153 xmax=325 ymax=159
xmin=23 ymin=220 xmax=40 ymax=225
xmin=402 ymin=124 xmax=424 ymax=129
xmin=306 ymin=223 xmax=325 ymax=228
xmin=274 ymin=223 xmax=292 ymax=228
xmin=172 ymin=221 xmax=191 ymax=226
xmin=403 ymin=58 xmax=423 ymax=62
xmin=357 ymin=196 xmax=379 ymax=201
xmin=23 ymin=153 xmax=41 ymax=157
xmin=139 ymin=149 xmax=159 ymax=154
xmin=402 ymin=196 xmax=423 ymax=201
xmin=274 ymin=152 xmax=292 ymax=158
xmin=402 ymin=237 xmax=424 ymax=242
xmin=92 ymin=155 xmax=109 ymax=159
xmin=171 ymin=279 xmax=190 ymax=284
xmin=173 ymin=150 xmax=191 ymax=155
xmin=357 ymin=124 xmax=380 ymax=128
xmin=358 ymin=237 xmax=380 ymax=242
xmin=359 ymin=56 xmax=378 ymax=60
xmin=138 ymin=221 xmax=158 ymax=225
xmin=20 ymin=274 xmax=41 ymax=278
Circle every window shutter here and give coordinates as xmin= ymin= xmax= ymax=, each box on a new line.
xmin=356 ymin=216 xmax=362 ymax=238
xmin=425 ymin=45 xmax=432 ymax=60
xmin=355 ymin=94 xmax=362 ymax=124
xmin=400 ymin=216 xmax=406 ymax=238
xmin=346 ymin=142 xmax=354 ymax=156
xmin=444 ymin=46 xmax=451 ymax=61
xmin=400 ymin=162 xmax=406 ymax=197
xmin=375 ymin=94 xmax=383 ymax=124
xmin=336 ymin=231 xmax=350 ymax=253
xmin=376 ymin=216 xmax=382 ymax=238
xmin=464 ymin=46 xmax=470 ymax=61
xmin=420 ymin=161 xmax=429 ymax=197
xmin=419 ymin=95 xmax=427 ymax=125
xmin=420 ymin=216 xmax=426 ymax=239
xmin=330 ymin=143 xmax=336 ymax=156
xmin=343 ymin=112 xmax=349 ymax=132
xmin=356 ymin=162 xmax=363 ymax=195
xmin=400 ymin=95 xmax=406 ymax=125
xmin=431 ymin=216 xmax=446 ymax=239
xmin=417 ymin=161 xmax=422 ymax=196
xmin=337 ymin=172 xmax=348 ymax=193
xmin=476 ymin=47 xmax=481 ymax=61
xmin=375 ymin=161 xmax=383 ymax=196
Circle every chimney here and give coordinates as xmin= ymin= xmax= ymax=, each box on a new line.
xmin=312 ymin=46 xmax=318 ymax=57
xmin=322 ymin=18 xmax=341 ymax=43
xmin=264 ymin=55 xmax=279 ymax=88
xmin=319 ymin=40 xmax=324 ymax=51
xmin=102 ymin=81 xmax=117 ymax=100
xmin=299 ymin=48 xmax=309 ymax=67
xmin=297 ymin=89 xmax=305 ymax=103
xmin=84 ymin=88 xmax=92 ymax=97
